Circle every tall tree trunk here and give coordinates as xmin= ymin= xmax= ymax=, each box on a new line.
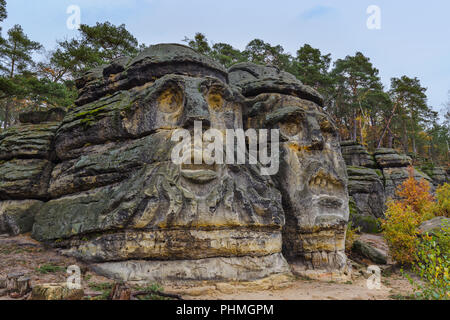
xmin=387 ymin=127 xmax=394 ymax=149
xmin=4 ymin=99 xmax=11 ymax=128
xmin=402 ymin=121 xmax=408 ymax=154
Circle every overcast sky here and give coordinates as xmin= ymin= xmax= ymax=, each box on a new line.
xmin=2 ymin=0 xmax=449 ymax=116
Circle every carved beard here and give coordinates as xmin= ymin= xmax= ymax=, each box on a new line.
xmin=130 ymin=161 xmax=284 ymax=230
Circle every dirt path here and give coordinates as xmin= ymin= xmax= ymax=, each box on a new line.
xmin=0 ymin=234 xmax=415 ymax=300
xmin=185 ymin=275 xmax=413 ymax=300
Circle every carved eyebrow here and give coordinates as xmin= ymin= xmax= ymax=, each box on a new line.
xmin=265 ymin=106 xmax=304 ymax=126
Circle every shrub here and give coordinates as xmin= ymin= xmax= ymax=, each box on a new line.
xmin=395 ymin=166 xmax=434 ymax=217
xmin=433 ymin=183 xmax=450 ymax=218
xmin=345 ymin=221 xmax=359 ymax=253
xmin=406 ymin=222 xmax=450 ymax=300
xmin=381 ymin=166 xmax=435 ymax=264
xmin=381 ymin=201 xmax=421 ymax=264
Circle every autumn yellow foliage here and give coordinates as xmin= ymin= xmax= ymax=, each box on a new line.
xmin=381 ymin=166 xmax=435 ymax=264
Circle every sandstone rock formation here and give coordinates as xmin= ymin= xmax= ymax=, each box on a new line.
xmin=341 ymin=141 xmax=385 ymax=233
xmin=341 ymin=141 xmax=447 ymax=233
xmin=374 ymin=148 xmax=433 ymax=199
xmin=0 ymin=44 xmax=354 ymax=283
xmin=0 ymin=108 xmax=63 ymax=235
xmin=229 ymin=63 xmax=350 ymax=280
xmin=422 ymin=166 xmax=448 ymax=187
xmin=30 ymin=44 xmax=291 ymax=283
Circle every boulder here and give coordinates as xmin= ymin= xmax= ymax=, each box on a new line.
xmin=0 ymin=200 xmax=43 ymax=235
xmin=352 ymin=240 xmax=387 ymax=265
xmin=0 ymin=159 xmax=53 ymax=200
xmin=341 ymin=141 xmax=376 ymax=168
xmin=374 ymin=148 xmax=412 ymax=168
xmin=19 ymin=107 xmax=66 ymax=124
xmin=0 ymin=123 xmax=59 ymax=161
xmin=418 ymin=217 xmax=450 ymax=235
xmin=422 ymin=166 xmax=448 ymax=187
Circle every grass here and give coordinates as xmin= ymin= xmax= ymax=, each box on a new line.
xmin=35 ymin=263 xmax=65 ymax=274
xmin=88 ymin=282 xmax=114 ymax=300
xmin=134 ymin=283 xmax=170 ymax=300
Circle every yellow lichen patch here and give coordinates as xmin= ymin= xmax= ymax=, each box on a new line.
xmin=157 ymin=86 xmax=184 ymax=113
xmin=131 ymin=81 xmax=155 ymax=93
xmin=207 ymin=90 xmax=224 ymax=111
xmin=279 ymin=122 xmax=300 ymax=137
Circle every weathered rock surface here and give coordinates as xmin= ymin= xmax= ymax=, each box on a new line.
xmin=31 ymin=44 xmax=290 ymax=282
xmin=340 ymin=142 xmax=444 ymax=231
xmin=2 ymin=44 xmax=357 ymax=283
xmin=91 ymin=253 xmax=290 ymax=283
xmin=0 ymin=121 xmax=58 ymax=200
xmin=352 ymin=240 xmax=387 ymax=265
xmin=19 ymin=107 xmax=66 ymax=125
xmin=230 ymin=62 xmax=350 ymax=279
xmin=31 ymin=283 xmax=84 ymax=300
xmin=418 ymin=216 xmax=449 ymax=235
xmin=0 ymin=123 xmax=59 ymax=161
xmin=75 ymin=43 xmax=228 ymax=107
xmin=422 ymin=166 xmax=448 ymax=187
xmin=0 ymin=200 xmax=43 ymax=236
xmin=373 ymin=148 xmax=412 ymax=168
xmin=346 ymin=166 xmax=385 ymax=232
xmin=341 ymin=141 xmax=376 ymax=168
xmin=0 ymin=159 xmax=53 ymax=200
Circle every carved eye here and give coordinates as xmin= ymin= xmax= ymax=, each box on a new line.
xmin=157 ymin=85 xmax=184 ymax=113
xmin=207 ymin=89 xmax=224 ymax=111
xmin=319 ymin=118 xmax=336 ymax=134
xmin=279 ymin=121 xmax=300 ymax=137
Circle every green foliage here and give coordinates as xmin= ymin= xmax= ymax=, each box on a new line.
xmin=381 ymin=170 xmax=435 ymax=264
xmin=433 ymin=183 xmax=450 ymax=217
xmin=345 ymin=221 xmax=359 ymax=253
xmin=406 ymin=222 xmax=450 ymax=300
xmin=0 ymin=0 xmax=6 ymax=24
xmin=0 ymin=24 xmax=42 ymax=77
xmin=382 ymin=201 xmax=421 ymax=264
xmin=42 ymin=22 xmax=140 ymax=82
xmin=293 ymin=44 xmax=333 ymax=102
xmin=183 ymin=33 xmax=211 ymax=56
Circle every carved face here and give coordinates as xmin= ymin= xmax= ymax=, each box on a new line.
xmin=122 ymin=75 xmax=284 ymax=231
xmin=246 ymin=93 xmax=349 ymax=231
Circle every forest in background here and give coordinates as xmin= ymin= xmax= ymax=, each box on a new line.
xmin=0 ymin=0 xmax=449 ymax=166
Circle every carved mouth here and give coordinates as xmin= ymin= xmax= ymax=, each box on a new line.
xmin=307 ymin=170 xmax=345 ymax=209
xmin=308 ymin=172 xmax=343 ymax=191
xmin=316 ymin=195 xmax=343 ymax=209
xmin=181 ymin=163 xmax=218 ymax=183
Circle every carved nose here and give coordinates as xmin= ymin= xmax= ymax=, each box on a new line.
xmin=183 ymin=116 xmax=211 ymax=130
xmin=182 ymin=95 xmax=211 ymax=129
xmin=309 ymin=132 xmax=324 ymax=150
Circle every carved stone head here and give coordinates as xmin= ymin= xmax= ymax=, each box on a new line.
xmin=33 ymin=45 xmax=289 ymax=282
xmin=230 ymin=63 xmax=350 ymax=276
